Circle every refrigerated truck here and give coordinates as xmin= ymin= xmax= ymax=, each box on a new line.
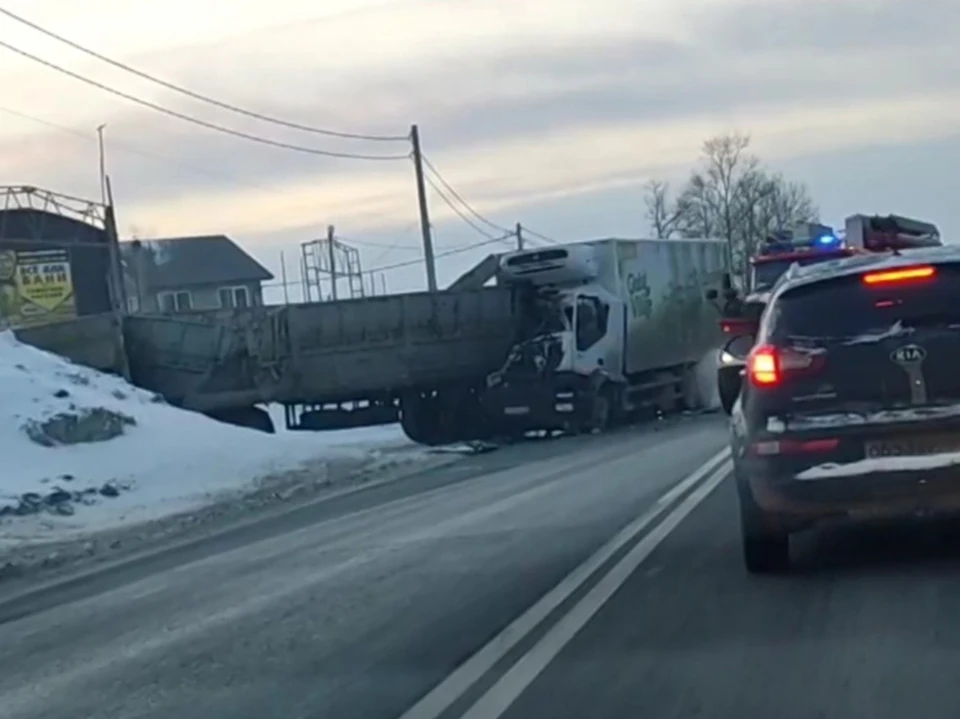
xmin=483 ymin=237 xmax=728 ymax=434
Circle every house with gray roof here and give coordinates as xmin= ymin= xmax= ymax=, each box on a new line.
xmin=120 ymin=234 xmax=274 ymax=313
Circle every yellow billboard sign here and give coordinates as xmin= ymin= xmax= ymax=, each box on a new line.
xmin=0 ymin=248 xmax=77 ymax=329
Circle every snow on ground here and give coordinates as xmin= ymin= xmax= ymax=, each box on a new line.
xmin=0 ymin=331 xmax=419 ymax=545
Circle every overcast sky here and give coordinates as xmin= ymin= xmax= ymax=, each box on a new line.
xmin=0 ymin=0 xmax=957 ymax=300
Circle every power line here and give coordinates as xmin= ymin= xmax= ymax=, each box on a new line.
xmin=0 ymin=39 xmax=411 ymax=161
xmin=423 ymin=172 xmax=507 ymax=242
xmin=0 ymin=103 xmax=402 ymax=233
xmin=1 ymin=103 xmax=427 ymax=242
xmin=0 ymin=103 xmax=282 ymax=193
xmin=334 ymin=232 xmax=422 ymax=251
xmin=422 ymin=156 xmax=557 ymax=246
xmin=421 ymin=155 xmax=511 ymax=234
xmin=0 ymin=6 xmax=410 ymax=143
xmin=367 ymin=235 xmax=510 ymax=273
xmin=520 ymin=224 xmax=559 ymax=244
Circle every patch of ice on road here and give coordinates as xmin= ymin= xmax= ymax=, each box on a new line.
xmin=796 ymin=452 xmax=960 ymax=480
xmin=0 ymin=331 xmax=420 ymax=544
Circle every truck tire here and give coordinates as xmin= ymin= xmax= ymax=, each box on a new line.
xmin=401 ymin=389 xmax=476 ymax=446
xmin=738 ymin=481 xmax=790 ymax=574
xmin=205 ymin=406 xmax=276 ymax=434
xmin=400 ymin=393 xmax=437 ymax=445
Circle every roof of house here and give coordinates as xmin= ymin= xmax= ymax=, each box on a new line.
xmin=120 ymin=234 xmax=274 ymax=290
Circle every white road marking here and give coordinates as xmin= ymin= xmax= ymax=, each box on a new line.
xmin=460 ymin=459 xmax=732 ymax=719
xmin=398 ymin=447 xmax=731 ymax=719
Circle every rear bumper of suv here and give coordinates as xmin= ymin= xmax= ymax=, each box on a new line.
xmin=739 ymin=419 xmax=960 ymax=523
xmin=745 ymin=462 xmax=960 ymax=523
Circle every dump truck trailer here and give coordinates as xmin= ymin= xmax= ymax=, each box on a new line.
xmin=122 ymin=286 xmax=523 ymax=443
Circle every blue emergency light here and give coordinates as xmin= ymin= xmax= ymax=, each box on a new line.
xmin=759 ymin=232 xmax=841 ymax=257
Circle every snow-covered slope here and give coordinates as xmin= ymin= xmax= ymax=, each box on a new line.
xmin=0 ymin=331 xmax=414 ymax=539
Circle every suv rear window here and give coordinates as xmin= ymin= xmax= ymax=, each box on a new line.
xmin=768 ymin=263 xmax=960 ymax=338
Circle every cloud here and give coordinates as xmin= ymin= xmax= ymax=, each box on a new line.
xmin=0 ymin=0 xmax=958 ymax=248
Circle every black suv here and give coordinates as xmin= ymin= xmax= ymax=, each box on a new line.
xmin=730 ymin=247 xmax=960 ymax=573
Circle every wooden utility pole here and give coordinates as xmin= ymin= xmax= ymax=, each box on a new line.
xmin=515 ymin=222 xmax=524 ymax=251
xmin=326 ymin=224 xmax=337 ymax=301
xmin=96 ymin=124 xmax=107 ymax=205
xmin=280 ymin=251 xmax=290 ymax=304
xmin=103 ymin=176 xmax=127 ymax=313
xmin=410 ymin=124 xmax=437 ymax=291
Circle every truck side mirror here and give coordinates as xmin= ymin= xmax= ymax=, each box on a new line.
xmin=705 ymin=289 xmax=718 ymax=301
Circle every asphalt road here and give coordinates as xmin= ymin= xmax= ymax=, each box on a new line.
xmin=6 ymin=412 xmax=958 ymax=719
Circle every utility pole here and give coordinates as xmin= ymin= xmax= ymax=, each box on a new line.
xmin=326 ymin=224 xmax=337 ymax=301
xmin=410 ymin=124 xmax=437 ymax=291
xmin=96 ymin=124 xmax=107 ymax=205
xmin=280 ymin=251 xmax=290 ymax=304
xmin=515 ymin=222 xmax=524 ymax=251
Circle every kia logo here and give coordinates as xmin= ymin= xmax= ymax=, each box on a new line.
xmin=890 ymin=344 xmax=926 ymax=365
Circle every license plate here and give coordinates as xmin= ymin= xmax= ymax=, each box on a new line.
xmin=864 ymin=435 xmax=960 ymax=458
xmin=504 ymin=406 xmax=530 ymax=416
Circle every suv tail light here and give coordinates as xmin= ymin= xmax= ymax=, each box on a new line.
xmin=862 ymin=265 xmax=935 ymax=286
xmin=747 ymin=344 xmax=826 ymax=387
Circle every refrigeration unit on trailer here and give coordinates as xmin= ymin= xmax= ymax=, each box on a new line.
xmin=484 ymin=237 xmax=728 ymax=434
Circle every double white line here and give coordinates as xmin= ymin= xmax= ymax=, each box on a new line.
xmin=401 ymin=446 xmax=733 ymax=719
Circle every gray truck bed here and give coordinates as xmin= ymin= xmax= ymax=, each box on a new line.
xmin=121 ymin=286 xmax=520 ymax=411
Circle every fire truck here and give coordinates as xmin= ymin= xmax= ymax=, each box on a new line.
xmin=711 ymin=214 xmax=941 ymax=414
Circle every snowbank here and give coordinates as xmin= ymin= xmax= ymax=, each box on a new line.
xmin=0 ymin=331 xmax=416 ymax=542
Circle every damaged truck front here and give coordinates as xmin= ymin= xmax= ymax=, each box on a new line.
xmin=484 ymin=238 xmax=729 ymax=436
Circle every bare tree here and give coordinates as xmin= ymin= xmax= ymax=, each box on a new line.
xmin=643 ymin=132 xmax=818 ymax=283
xmin=643 ymin=180 xmax=682 ymax=239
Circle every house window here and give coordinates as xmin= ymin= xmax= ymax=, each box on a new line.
xmin=218 ymin=286 xmax=250 ymax=308
xmin=158 ymin=290 xmax=192 ymax=312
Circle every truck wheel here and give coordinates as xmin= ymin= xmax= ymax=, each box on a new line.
xmin=400 ymin=393 xmax=437 ymax=445
xmin=738 ymin=484 xmax=790 ymax=574
xmin=205 ymin=406 xmax=275 ymax=434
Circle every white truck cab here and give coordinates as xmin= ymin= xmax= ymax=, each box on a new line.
xmin=485 ymin=237 xmax=727 ymax=435
xmin=491 ymin=243 xmax=625 ymax=385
